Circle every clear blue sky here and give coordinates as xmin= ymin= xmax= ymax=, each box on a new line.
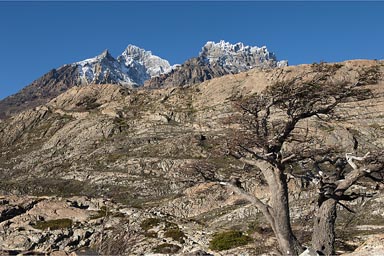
xmin=0 ymin=1 xmax=383 ymax=100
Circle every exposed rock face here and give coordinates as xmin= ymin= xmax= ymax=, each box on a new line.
xmin=145 ymin=40 xmax=287 ymax=88
xmin=0 ymin=60 xmax=383 ymax=255
xmin=0 ymin=65 xmax=79 ymax=119
xmin=145 ymin=57 xmax=228 ymax=88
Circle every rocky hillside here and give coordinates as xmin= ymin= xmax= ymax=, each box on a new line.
xmin=0 ymin=60 xmax=383 ymax=255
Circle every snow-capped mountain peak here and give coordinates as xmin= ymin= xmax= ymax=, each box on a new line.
xmin=202 ymin=40 xmax=248 ymax=54
xmin=120 ymin=45 xmax=152 ymax=61
xmin=98 ymin=49 xmax=114 ymax=60
xmin=73 ymin=45 xmax=171 ymax=87
xmin=74 ymin=49 xmax=132 ymax=86
xmin=76 ymin=49 xmax=115 ymax=66
xmin=68 ymin=41 xmax=286 ymax=88
xmin=200 ymin=40 xmax=287 ymax=70
xmin=0 ymin=41 xmax=289 ymax=118
xmin=118 ymin=45 xmax=172 ymax=82
xmin=144 ymin=40 xmax=288 ymax=88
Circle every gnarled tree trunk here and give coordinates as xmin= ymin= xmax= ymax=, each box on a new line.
xmin=312 ymin=199 xmax=337 ymax=255
xmin=269 ymin=170 xmax=303 ymax=255
xmin=224 ymin=169 xmax=303 ymax=255
xmin=253 ymin=160 xmax=303 ymax=255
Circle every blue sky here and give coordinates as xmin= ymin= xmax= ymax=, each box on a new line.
xmin=0 ymin=1 xmax=383 ymax=100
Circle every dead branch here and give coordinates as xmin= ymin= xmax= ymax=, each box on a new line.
xmin=337 ymin=201 xmax=356 ymax=213
xmin=345 ymin=152 xmax=370 ymax=170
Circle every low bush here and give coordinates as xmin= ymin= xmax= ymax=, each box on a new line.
xmin=33 ymin=218 xmax=73 ymax=230
xmin=140 ymin=218 xmax=161 ymax=231
xmin=209 ymin=230 xmax=252 ymax=251
xmin=152 ymin=243 xmax=181 ymax=254
xmin=164 ymin=228 xmax=185 ymax=243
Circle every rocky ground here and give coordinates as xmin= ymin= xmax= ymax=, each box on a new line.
xmin=0 ymin=60 xmax=383 ymax=255
xmin=0 ymin=195 xmax=214 ymax=255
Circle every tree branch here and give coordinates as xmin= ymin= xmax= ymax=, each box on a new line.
xmin=238 ymin=145 xmax=268 ymax=161
xmin=337 ymin=201 xmax=356 ymax=213
xmin=281 ymin=154 xmax=296 ymax=164
xmin=334 ymin=167 xmax=368 ymax=196
xmin=220 ymin=182 xmax=275 ymax=225
xmin=346 ymin=152 xmax=370 ymax=170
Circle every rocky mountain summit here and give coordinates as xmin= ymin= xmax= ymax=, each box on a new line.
xmin=76 ymin=45 xmax=172 ymax=86
xmin=201 ymin=40 xmax=287 ymax=70
xmin=0 ymin=59 xmax=383 ymax=255
xmin=145 ymin=40 xmax=287 ymax=88
xmin=0 ymin=41 xmax=285 ymax=119
xmin=117 ymin=45 xmax=173 ymax=84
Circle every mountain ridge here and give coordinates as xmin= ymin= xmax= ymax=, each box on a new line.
xmin=144 ymin=40 xmax=287 ymax=88
xmin=0 ymin=45 xmax=171 ymax=119
xmin=0 ymin=41 xmax=286 ymax=119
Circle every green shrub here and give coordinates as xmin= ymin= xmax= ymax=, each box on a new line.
xmin=140 ymin=218 xmax=161 ymax=231
xmin=164 ymin=228 xmax=185 ymax=243
xmin=152 ymin=243 xmax=181 ymax=254
xmin=209 ymin=230 xmax=252 ymax=251
xmin=247 ymin=220 xmax=260 ymax=234
xmin=33 ymin=218 xmax=73 ymax=230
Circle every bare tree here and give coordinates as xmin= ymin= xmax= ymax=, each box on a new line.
xmin=309 ymin=151 xmax=383 ymax=255
xmin=222 ymin=66 xmax=381 ymax=255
